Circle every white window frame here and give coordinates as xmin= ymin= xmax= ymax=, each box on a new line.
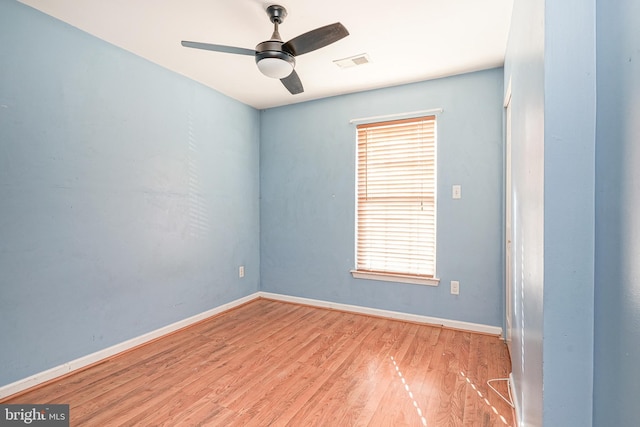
xmin=351 ymin=115 xmax=439 ymax=286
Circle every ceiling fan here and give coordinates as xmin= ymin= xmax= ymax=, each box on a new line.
xmin=181 ymin=4 xmax=349 ymax=95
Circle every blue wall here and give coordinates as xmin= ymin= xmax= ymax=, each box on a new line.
xmin=543 ymin=1 xmax=596 ymax=426
xmin=0 ymin=2 xmax=260 ymax=386
xmin=505 ymin=0 xmax=597 ymax=425
xmin=544 ymin=0 xmax=596 ymax=427
xmin=594 ymin=0 xmax=640 ymax=425
xmin=260 ymin=69 xmax=504 ymax=327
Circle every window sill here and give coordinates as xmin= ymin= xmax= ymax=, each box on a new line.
xmin=350 ymin=270 xmax=440 ymax=287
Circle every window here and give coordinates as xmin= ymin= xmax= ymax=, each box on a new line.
xmin=352 ymin=115 xmax=438 ymax=286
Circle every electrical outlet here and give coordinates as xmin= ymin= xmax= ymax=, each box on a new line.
xmin=451 ymin=280 xmax=460 ymax=295
xmin=239 ymin=266 xmax=245 ymax=278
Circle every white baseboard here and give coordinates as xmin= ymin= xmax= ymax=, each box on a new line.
xmin=0 ymin=293 xmax=260 ymax=400
xmin=509 ymin=372 xmax=522 ymax=427
xmin=258 ymin=292 xmax=503 ymax=336
xmin=1 ymin=291 xmax=501 ymax=400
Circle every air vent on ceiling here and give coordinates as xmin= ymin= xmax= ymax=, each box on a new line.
xmin=333 ymin=53 xmax=371 ymax=69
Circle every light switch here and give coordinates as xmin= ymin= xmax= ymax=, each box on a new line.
xmin=452 ymin=185 xmax=461 ymax=199
xmin=451 ymin=280 xmax=460 ymax=295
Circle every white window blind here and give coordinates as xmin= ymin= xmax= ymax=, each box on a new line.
xmin=356 ymin=115 xmax=437 ymax=278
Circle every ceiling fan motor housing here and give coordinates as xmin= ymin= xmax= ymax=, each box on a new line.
xmin=255 ymin=40 xmax=295 ymax=79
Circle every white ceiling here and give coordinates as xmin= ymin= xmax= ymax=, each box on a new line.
xmin=19 ymin=0 xmax=513 ymax=110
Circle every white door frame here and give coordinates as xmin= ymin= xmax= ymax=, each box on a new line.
xmin=504 ymin=80 xmax=513 ymax=352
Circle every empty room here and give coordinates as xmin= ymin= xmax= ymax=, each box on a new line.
xmin=1 ymin=0 xmax=638 ymax=426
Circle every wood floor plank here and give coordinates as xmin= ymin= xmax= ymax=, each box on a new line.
xmin=3 ymin=298 xmax=513 ymax=427
xmin=336 ymin=323 xmax=418 ymax=426
xmin=463 ymin=334 xmax=491 ymax=427
xmin=284 ymin=319 xmax=393 ymax=425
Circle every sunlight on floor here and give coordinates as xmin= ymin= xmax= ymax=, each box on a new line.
xmin=390 ymin=356 xmax=427 ymax=426
xmin=460 ymin=371 xmax=511 ymax=426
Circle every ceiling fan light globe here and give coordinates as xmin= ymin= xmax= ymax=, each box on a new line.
xmin=257 ymin=57 xmax=294 ymax=79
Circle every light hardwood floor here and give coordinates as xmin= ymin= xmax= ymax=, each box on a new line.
xmin=4 ymin=298 xmax=514 ymax=426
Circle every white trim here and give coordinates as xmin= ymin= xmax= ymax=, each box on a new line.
xmin=350 ymin=270 xmax=440 ymax=286
xmin=349 ymin=108 xmax=443 ymax=124
xmin=510 ymin=372 xmax=522 ymax=427
xmin=0 ymin=293 xmax=260 ymax=400
xmin=258 ymin=292 xmax=502 ymax=336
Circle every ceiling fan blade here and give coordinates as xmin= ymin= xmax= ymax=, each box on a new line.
xmin=181 ymin=41 xmax=256 ymax=56
xmin=282 ymin=23 xmax=349 ymax=57
xmin=280 ymin=70 xmax=304 ymax=95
